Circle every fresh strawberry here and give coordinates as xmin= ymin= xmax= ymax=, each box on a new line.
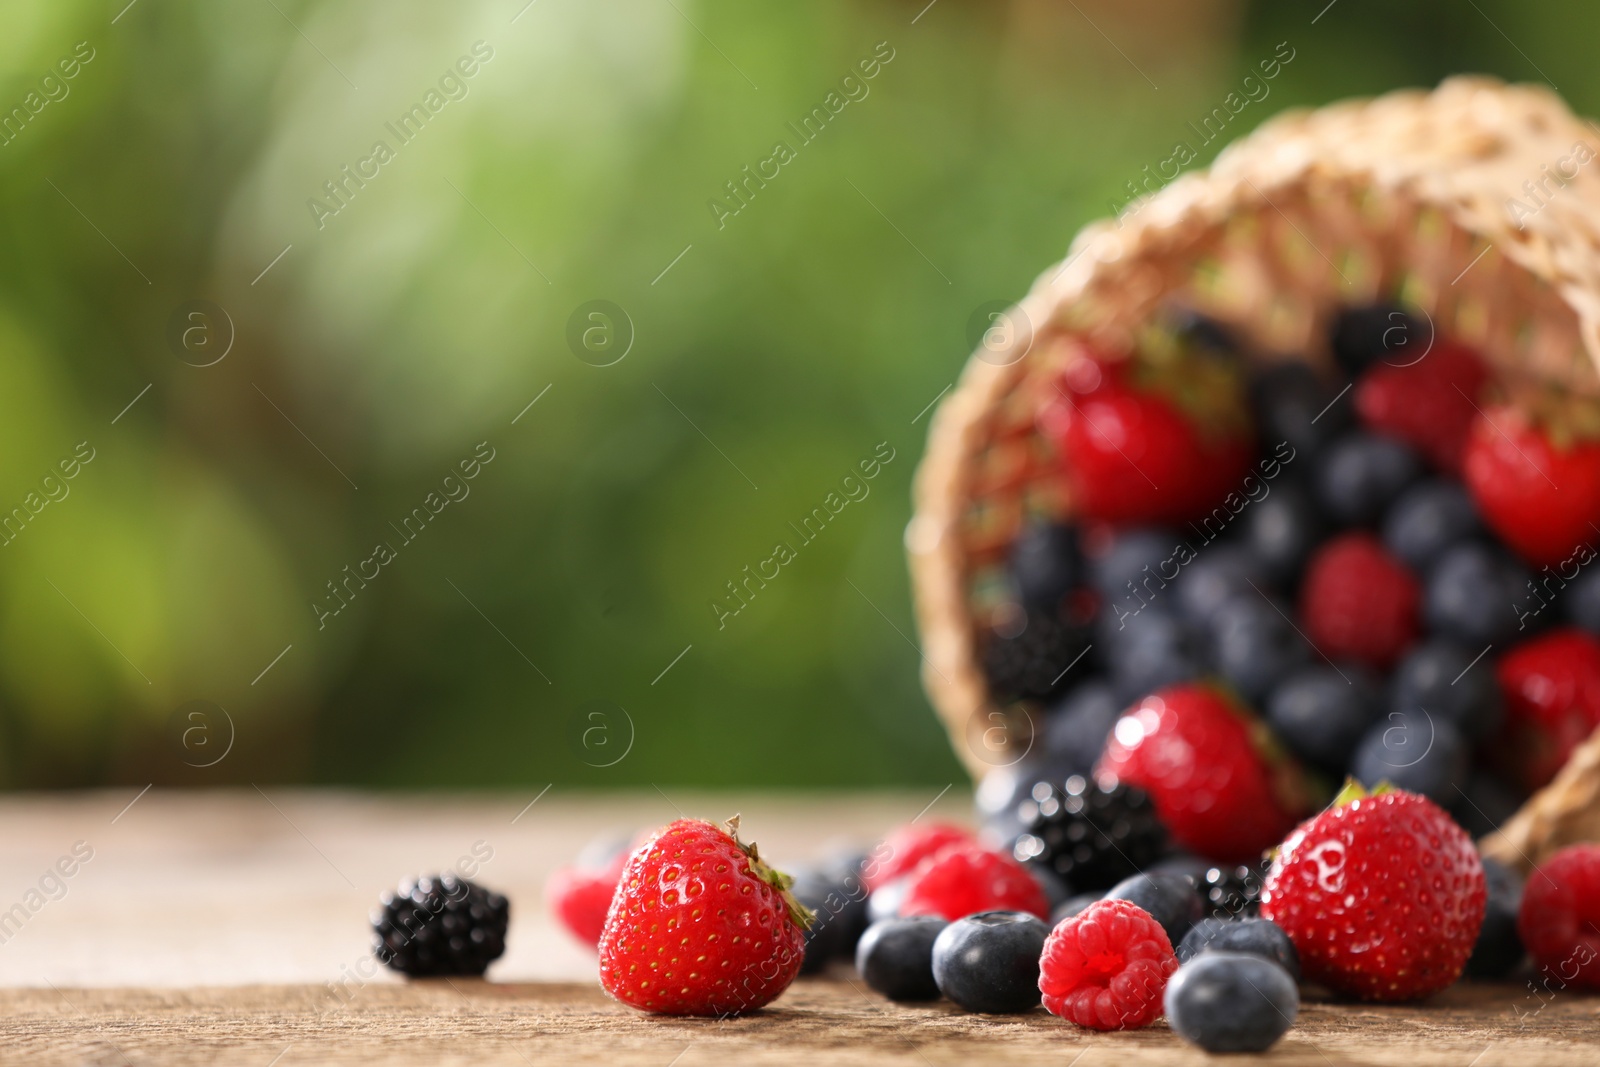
xmin=863 ymin=822 xmax=976 ymax=891
xmin=1518 ymin=844 xmax=1600 ymax=989
xmin=1355 ymin=339 xmax=1489 ymax=474
xmin=1463 ymin=402 xmax=1600 ymax=567
xmin=598 ymin=817 xmax=811 ymax=1016
xmin=899 ymin=841 xmax=1050 ymax=921
xmin=1096 ymin=683 xmax=1312 ymax=863
xmin=547 ymin=849 xmax=628 ymax=949
xmin=1038 ymin=344 xmax=1254 ymax=525
xmin=1299 ymin=532 xmax=1421 ymax=671
xmin=1495 ymin=628 xmax=1600 ymax=790
xmin=1261 ymin=782 xmax=1485 ymax=1001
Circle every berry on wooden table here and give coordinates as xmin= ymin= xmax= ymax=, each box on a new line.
xmin=1177 ymin=916 xmax=1300 ymax=980
xmin=1517 ymin=844 xmax=1600 ymax=989
xmin=546 ymin=849 xmax=626 ymax=949
xmin=1165 ymin=952 xmax=1299 ymax=1053
xmin=900 ymin=841 xmax=1051 ymax=922
xmin=1011 ymin=776 xmax=1167 ymax=893
xmin=1261 ymin=782 xmax=1485 ymax=1001
xmin=1038 ymin=898 xmax=1178 ymax=1030
xmin=1103 ymin=872 xmax=1204 ymax=946
xmin=373 ymin=874 xmax=509 ymax=977
xmin=931 ymin=911 xmax=1050 ymax=1013
xmin=855 ymin=915 xmax=947 ymax=1001
xmin=598 ymin=817 xmax=811 ymax=1016
xmin=864 ymin=822 xmax=975 ymax=891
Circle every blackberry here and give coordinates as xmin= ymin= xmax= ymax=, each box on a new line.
xmin=1329 ymin=302 xmax=1424 ymax=378
xmin=373 ymin=874 xmax=509 ymax=977
xmin=1197 ymin=863 xmax=1267 ymax=919
xmin=1012 ymin=776 xmax=1167 ymax=893
xmin=981 ymin=610 xmax=1088 ymax=704
xmin=1009 ymin=520 xmax=1083 ymax=613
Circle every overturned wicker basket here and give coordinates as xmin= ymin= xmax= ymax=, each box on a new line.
xmin=909 ymin=77 xmax=1600 ymax=873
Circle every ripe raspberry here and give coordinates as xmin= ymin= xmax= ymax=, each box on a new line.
xmin=546 ymin=850 xmax=627 ymax=948
xmin=1518 ymin=844 xmax=1600 ymax=988
xmin=1096 ymin=683 xmax=1312 ymax=863
xmin=1355 ymin=339 xmax=1489 ymax=474
xmin=900 ymin=842 xmax=1050 ymax=922
xmin=1299 ymin=533 xmax=1420 ymax=671
xmin=1495 ymin=628 xmax=1600 ymax=790
xmin=1038 ymin=898 xmax=1178 ymax=1030
xmin=864 ymin=822 xmax=976 ymax=890
xmin=1261 ymin=783 xmax=1485 ymax=1001
xmin=598 ymin=817 xmax=811 ymax=1016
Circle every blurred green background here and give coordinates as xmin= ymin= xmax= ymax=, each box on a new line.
xmin=0 ymin=0 xmax=1593 ymax=789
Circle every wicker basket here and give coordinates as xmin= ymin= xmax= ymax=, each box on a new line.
xmin=908 ymin=77 xmax=1600 ymax=874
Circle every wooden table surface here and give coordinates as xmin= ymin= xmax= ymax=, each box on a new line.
xmin=0 ymin=789 xmax=1595 ymax=1065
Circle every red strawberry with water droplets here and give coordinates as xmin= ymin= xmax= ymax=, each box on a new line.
xmin=1355 ymin=339 xmax=1489 ymax=474
xmin=1463 ymin=403 xmax=1600 ymax=567
xmin=1262 ymin=782 xmax=1485 ymax=1001
xmin=1495 ymin=628 xmax=1600 ymax=790
xmin=598 ymin=817 xmax=811 ymax=1016
xmin=1038 ymin=345 xmax=1254 ymax=525
xmin=1299 ymin=532 xmax=1421 ymax=671
xmin=1096 ymin=683 xmax=1313 ymax=863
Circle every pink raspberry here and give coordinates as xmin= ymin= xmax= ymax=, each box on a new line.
xmin=865 ymin=822 xmax=975 ymax=890
xmin=899 ymin=842 xmax=1049 ymax=921
xmin=1519 ymin=844 xmax=1600 ymax=989
xmin=1039 ymin=899 xmax=1178 ymax=1030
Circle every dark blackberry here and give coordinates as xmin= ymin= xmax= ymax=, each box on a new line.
xmin=1329 ymin=302 xmax=1425 ymax=379
xmin=1009 ymin=520 xmax=1082 ymax=614
xmin=1197 ymin=863 xmax=1267 ymax=920
xmin=372 ymin=874 xmax=509 ymax=977
xmin=981 ymin=610 xmax=1089 ymax=704
xmin=1012 ymin=776 xmax=1167 ymax=893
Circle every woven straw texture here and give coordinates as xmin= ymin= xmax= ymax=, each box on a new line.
xmin=908 ymin=77 xmax=1600 ymax=872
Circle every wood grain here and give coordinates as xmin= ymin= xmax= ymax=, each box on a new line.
xmin=5 ymin=978 xmax=1599 ymax=1067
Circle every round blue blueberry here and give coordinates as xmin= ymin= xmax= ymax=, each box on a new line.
xmin=1382 ymin=479 xmax=1480 ymax=573
xmin=1425 ymin=542 xmax=1531 ymax=647
xmin=1267 ymin=664 xmax=1380 ymax=772
xmin=1091 ymin=527 xmax=1181 ymax=604
xmin=1041 ymin=679 xmax=1122 ymax=775
xmin=1177 ymin=917 xmax=1301 ymax=981
xmin=1351 ymin=711 xmax=1467 ymax=803
xmin=1165 ymin=951 xmax=1299 ymax=1053
xmin=1009 ymin=520 xmax=1082 ymax=613
xmin=1104 ymin=871 xmax=1203 ymax=946
xmin=1466 ymin=856 xmax=1526 ymax=979
xmin=1316 ymin=431 xmax=1422 ymax=527
xmin=1563 ymin=565 xmax=1600 ymax=635
xmin=1250 ymin=362 xmax=1353 ymax=462
xmin=1174 ymin=545 xmax=1265 ymax=627
xmin=1329 ymin=303 xmax=1424 ymax=378
xmin=1208 ymin=594 xmax=1310 ymax=704
xmin=1390 ymin=639 xmax=1502 ymax=742
xmin=1051 ymin=892 xmax=1101 ymax=926
xmin=1243 ymin=480 xmax=1326 ymax=584
xmin=856 ymin=916 xmax=948 ymax=1001
xmin=930 ymin=911 xmax=1049 ymax=1014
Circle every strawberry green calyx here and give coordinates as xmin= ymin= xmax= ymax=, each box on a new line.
xmin=723 ymin=815 xmax=815 ymax=932
xmin=1329 ymin=777 xmax=1394 ymax=809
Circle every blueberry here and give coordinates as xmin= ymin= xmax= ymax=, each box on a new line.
xmin=1177 ymin=917 xmax=1301 ymax=981
xmin=1165 ymin=952 xmax=1299 ymax=1053
xmin=930 ymin=911 xmax=1049 ymax=1013
xmin=1090 ymin=527 xmax=1181 ymax=604
xmin=1010 ymin=520 xmax=1082 ymax=613
xmin=1041 ymin=679 xmax=1122 ymax=775
xmin=1466 ymin=857 xmax=1526 ymax=979
xmin=1267 ymin=664 xmax=1381 ymax=771
xmin=856 ymin=916 xmax=948 ymax=1001
xmin=1330 ymin=303 xmax=1424 ymax=378
xmin=1150 ymin=852 xmax=1214 ymax=883
xmin=1451 ymin=772 xmax=1524 ymax=840
xmin=1250 ymin=361 xmax=1353 ymax=461
xmin=1104 ymin=872 xmax=1204 ymax=946
xmin=1175 ymin=545 xmax=1265 ymax=627
xmin=1208 ymin=595 xmax=1310 ymax=704
xmin=792 ymin=870 xmax=867 ymax=973
xmin=1098 ymin=605 xmax=1202 ymax=705
xmin=1390 ymin=639 xmax=1502 ymax=742
xmin=1426 ymin=543 xmax=1530 ymax=647
xmin=1243 ymin=480 xmax=1326 ymax=584
xmin=1316 ymin=431 xmax=1422 ymax=526
xmin=1351 ymin=711 xmax=1467 ymax=803
xmin=1564 ymin=565 xmax=1600 ymax=635
xmin=1383 ymin=479 xmax=1481 ymax=573
xmin=1051 ymin=892 xmax=1102 ymax=925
